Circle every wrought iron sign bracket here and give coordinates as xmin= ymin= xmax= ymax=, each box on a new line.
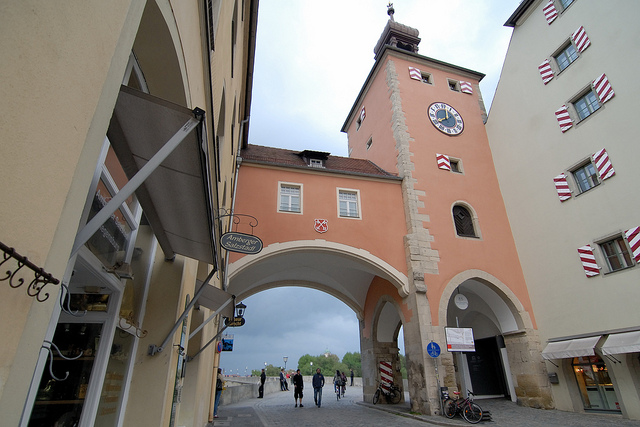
xmin=215 ymin=209 xmax=259 ymax=234
xmin=1 ymin=240 xmax=60 ymax=302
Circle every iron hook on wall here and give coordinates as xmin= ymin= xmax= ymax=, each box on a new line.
xmin=41 ymin=340 xmax=84 ymax=381
xmin=1 ymin=240 xmax=60 ymax=302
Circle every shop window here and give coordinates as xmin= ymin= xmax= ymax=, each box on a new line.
xmin=572 ymin=356 xmax=620 ymax=412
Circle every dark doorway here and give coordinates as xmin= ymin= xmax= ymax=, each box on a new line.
xmin=466 ymin=336 xmax=509 ymax=397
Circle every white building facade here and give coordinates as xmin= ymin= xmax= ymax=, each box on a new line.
xmin=487 ymin=0 xmax=640 ymax=419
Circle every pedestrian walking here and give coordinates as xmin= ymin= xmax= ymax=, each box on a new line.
xmin=258 ymin=368 xmax=266 ymax=398
xmin=293 ymin=369 xmax=304 ymax=407
xmin=213 ymin=368 xmax=224 ymax=418
xmin=350 ymin=368 xmax=354 ymax=386
xmin=312 ymin=368 xmax=325 ymax=407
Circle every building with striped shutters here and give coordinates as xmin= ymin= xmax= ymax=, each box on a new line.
xmin=487 ymin=0 xmax=640 ymax=419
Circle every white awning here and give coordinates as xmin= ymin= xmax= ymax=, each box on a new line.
xmin=541 ymin=336 xmax=601 ymax=360
xmin=107 ymin=85 xmax=216 ymax=265
xmin=197 ymin=280 xmax=234 ymax=318
xmin=601 ymin=331 xmax=640 ymax=355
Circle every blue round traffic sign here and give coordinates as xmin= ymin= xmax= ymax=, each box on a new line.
xmin=427 ymin=341 xmax=441 ymax=358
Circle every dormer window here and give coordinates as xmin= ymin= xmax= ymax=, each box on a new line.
xmin=298 ymin=150 xmax=330 ymax=169
xmin=310 ymin=158 xmax=324 ymax=168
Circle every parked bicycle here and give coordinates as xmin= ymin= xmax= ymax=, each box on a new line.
xmin=442 ymin=389 xmax=483 ymax=424
xmin=373 ymin=380 xmax=402 ymax=404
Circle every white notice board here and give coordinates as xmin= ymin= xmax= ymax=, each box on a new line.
xmin=445 ymin=327 xmax=475 ymax=352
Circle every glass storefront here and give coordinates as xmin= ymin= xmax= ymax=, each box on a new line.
xmin=572 ymin=356 xmax=620 ymax=412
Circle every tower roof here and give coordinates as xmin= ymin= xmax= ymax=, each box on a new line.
xmin=373 ymin=6 xmax=421 ymax=60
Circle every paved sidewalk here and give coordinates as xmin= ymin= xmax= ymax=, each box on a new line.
xmin=210 ymin=382 xmax=640 ymax=427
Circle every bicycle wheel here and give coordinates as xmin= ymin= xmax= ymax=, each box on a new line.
xmin=373 ymin=389 xmax=380 ymax=404
xmin=443 ymin=399 xmax=457 ymax=419
xmin=462 ymin=402 xmax=483 ymax=424
xmin=389 ymin=388 xmax=402 ymax=404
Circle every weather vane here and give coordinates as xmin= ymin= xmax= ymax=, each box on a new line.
xmin=387 ymin=3 xmax=395 ymax=21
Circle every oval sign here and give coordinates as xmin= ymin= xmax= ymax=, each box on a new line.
xmin=220 ymin=231 xmax=263 ymax=254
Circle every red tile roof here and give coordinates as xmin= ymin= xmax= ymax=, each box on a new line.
xmin=240 ymin=145 xmax=399 ymax=179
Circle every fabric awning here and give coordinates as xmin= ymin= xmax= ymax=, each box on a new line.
xmin=541 ymin=336 xmax=601 ymax=360
xmin=108 ymin=85 xmax=216 ymax=266
xmin=601 ymin=331 xmax=640 ymax=355
xmin=197 ymin=279 xmax=234 ymax=319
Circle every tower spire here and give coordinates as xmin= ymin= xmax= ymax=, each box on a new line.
xmin=387 ymin=3 xmax=395 ymax=21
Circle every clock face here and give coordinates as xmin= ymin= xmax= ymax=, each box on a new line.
xmin=428 ymin=102 xmax=464 ymax=135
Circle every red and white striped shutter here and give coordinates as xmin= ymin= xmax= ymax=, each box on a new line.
xmin=538 ymin=59 xmax=554 ymax=84
xmin=593 ymin=73 xmax=615 ymax=104
xmin=408 ymin=67 xmax=422 ymax=81
xmin=577 ymin=245 xmax=600 ymax=277
xmin=592 ymin=148 xmax=615 ymax=180
xmin=543 ymin=0 xmax=558 ymax=24
xmin=360 ymin=106 xmax=366 ymax=122
xmin=572 ymin=26 xmax=591 ymax=53
xmin=460 ymin=81 xmax=473 ymax=94
xmin=379 ymin=361 xmax=393 ymax=391
xmin=625 ymin=226 xmax=640 ymax=264
xmin=553 ymin=174 xmax=572 ymax=201
xmin=555 ymin=105 xmax=573 ymax=132
xmin=436 ymin=154 xmax=451 ymax=171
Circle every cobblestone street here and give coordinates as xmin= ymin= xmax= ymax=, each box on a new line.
xmin=210 ymin=382 xmax=640 ymax=427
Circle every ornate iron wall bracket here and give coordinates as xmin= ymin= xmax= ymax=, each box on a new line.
xmin=0 ymin=241 xmax=60 ymax=302
xmin=59 ymin=283 xmax=87 ymax=317
xmin=215 ymin=209 xmax=259 ymax=234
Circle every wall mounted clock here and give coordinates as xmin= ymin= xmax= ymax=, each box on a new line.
xmin=428 ymin=102 xmax=464 ymax=135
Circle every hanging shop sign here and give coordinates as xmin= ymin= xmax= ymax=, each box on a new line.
xmin=225 ymin=317 xmax=246 ymax=327
xmin=222 ymin=334 xmax=234 ymax=351
xmin=220 ymin=232 xmax=263 ymax=254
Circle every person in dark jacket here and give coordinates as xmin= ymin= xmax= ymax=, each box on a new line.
xmin=293 ymin=369 xmax=304 ymax=407
xmin=312 ymin=368 xmax=325 ymax=407
xmin=258 ymin=369 xmax=266 ymax=398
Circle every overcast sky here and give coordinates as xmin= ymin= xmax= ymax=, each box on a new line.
xmin=220 ymin=0 xmax=520 ymax=376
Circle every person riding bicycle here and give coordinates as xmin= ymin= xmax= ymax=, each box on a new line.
xmin=333 ymin=370 xmax=344 ymax=395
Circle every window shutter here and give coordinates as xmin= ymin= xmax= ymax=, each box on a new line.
xmin=592 ymin=148 xmax=615 ymax=181
xmin=408 ymin=67 xmax=422 ymax=81
xmin=360 ymin=106 xmax=366 ymax=122
xmin=553 ymin=174 xmax=572 ymax=201
xmin=538 ymin=59 xmax=554 ymax=84
xmin=593 ymin=73 xmax=615 ymax=104
xmin=572 ymin=26 xmax=591 ymax=53
xmin=460 ymin=81 xmax=473 ymax=94
xmin=577 ymin=245 xmax=600 ymax=277
xmin=625 ymin=226 xmax=640 ymax=264
xmin=436 ymin=154 xmax=451 ymax=171
xmin=555 ymin=105 xmax=573 ymax=132
xmin=543 ymin=0 xmax=558 ymax=24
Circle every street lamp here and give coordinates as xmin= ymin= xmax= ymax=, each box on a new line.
xmin=235 ymin=302 xmax=247 ymax=318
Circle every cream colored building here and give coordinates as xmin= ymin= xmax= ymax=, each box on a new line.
xmin=0 ymin=1 xmax=257 ymax=426
xmin=487 ymin=0 xmax=640 ymax=419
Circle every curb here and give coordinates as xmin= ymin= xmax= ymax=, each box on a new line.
xmin=356 ymin=401 xmax=469 ymax=426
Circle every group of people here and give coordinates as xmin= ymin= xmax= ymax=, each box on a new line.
xmin=256 ymin=367 xmax=356 ymax=408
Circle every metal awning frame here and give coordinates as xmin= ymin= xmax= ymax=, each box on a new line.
xmin=147 ymin=268 xmax=235 ymax=356
xmin=70 ymin=111 xmax=203 ymax=258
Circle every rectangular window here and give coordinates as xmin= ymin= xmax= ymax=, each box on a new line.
xmin=279 ymin=183 xmax=301 ymax=213
xmin=338 ymin=189 xmax=360 ymax=218
xmin=560 ymin=0 xmax=574 ymax=10
xmin=448 ymin=79 xmax=460 ymax=92
xmin=309 ymin=158 xmax=324 ymax=168
xmin=450 ymin=159 xmax=461 ymax=173
xmin=571 ymin=162 xmax=599 ymax=193
xmin=600 ymin=236 xmax=633 ymax=272
xmin=366 ymin=138 xmax=372 ymax=150
xmin=573 ymin=90 xmax=600 ymax=121
xmin=420 ymin=72 xmax=433 ymax=84
xmin=554 ymin=43 xmax=578 ymax=71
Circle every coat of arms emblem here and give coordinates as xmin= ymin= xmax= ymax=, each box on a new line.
xmin=314 ymin=219 xmax=328 ymax=233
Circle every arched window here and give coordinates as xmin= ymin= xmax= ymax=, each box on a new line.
xmin=453 ymin=205 xmax=476 ymax=237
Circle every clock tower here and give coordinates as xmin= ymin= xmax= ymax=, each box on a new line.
xmin=342 ymin=5 xmax=550 ymax=415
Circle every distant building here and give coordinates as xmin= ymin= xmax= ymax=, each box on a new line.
xmin=487 ymin=0 xmax=640 ymax=419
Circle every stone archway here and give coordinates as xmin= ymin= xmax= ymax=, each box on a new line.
xmin=439 ymin=269 xmax=553 ymax=408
